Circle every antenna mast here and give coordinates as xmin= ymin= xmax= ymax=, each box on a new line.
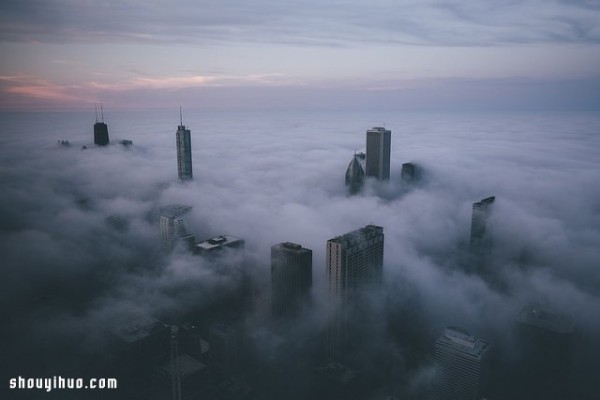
xmin=100 ymin=104 xmax=104 ymax=123
xmin=94 ymin=104 xmax=98 ymax=123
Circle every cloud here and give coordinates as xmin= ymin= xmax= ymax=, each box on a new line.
xmin=1 ymin=0 xmax=599 ymax=46
xmin=1 ymin=107 xmax=599 ymax=396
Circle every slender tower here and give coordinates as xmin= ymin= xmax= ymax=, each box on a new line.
xmin=93 ymin=104 xmax=110 ymax=145
xmin=176 ymin=107 xmax=193 ymax=181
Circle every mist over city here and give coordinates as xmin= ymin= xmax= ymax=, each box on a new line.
xmin=1 ymin=1 xmax=600 ymax=399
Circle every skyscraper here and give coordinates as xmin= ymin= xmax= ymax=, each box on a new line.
xmin=345 ymin=153 xmax=365 ymax=194
xmin=93 ymin=104 xmax=109 ymax=146
xmin=400 ymin=162 xmax=416 ymax=184
xmin=209 ymin=323 xmax=239 ymax=377
xmin=470 ymin=196 xmax=495 ymax=252
xmin=434 ymin=327 xmax=491 ymax=400
xmin=159 ymin=204 xmax=195 ymax=250
xmin=326 ymin=225 xmax=384 ymax=361
xmin=515 ymin=305 xmax=573 ymax=399
xmin=271 ymin=242 xmax=312 ymax=317
xmin=176 ymin=108 xmax=193 ymax=181
xmin=365 ymin=127 xmax=391 ymax=180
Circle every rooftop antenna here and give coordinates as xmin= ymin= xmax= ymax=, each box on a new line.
xmin=100 ymin=104 xmax=104 ymax=123
xmin=94 ymin=104 xmax=98 ymax=123
xmin=179 ymin=106 xmax=183 ymax=126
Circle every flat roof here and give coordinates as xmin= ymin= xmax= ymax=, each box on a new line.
xmin=328 ymin=225 xmax=383 ymax=246
xmin=437 ymin=326 xmax=490 ymax=357
xmin=517 ymin=305 xmax=573 ymax=334
xmin=315 ymin=361 xmax=358 ymax=384
xmin=196 ymin=235 xmax=243 ymax=250
xmin=159 ymin=204 xmax=192 ymax=218
xmin=158 ymin=354 xmax=207 ymax=378
xmin=273 ymin=242 xmax=311 ymax=253
xmin=112 ymin=316 xmax=167 ymax=343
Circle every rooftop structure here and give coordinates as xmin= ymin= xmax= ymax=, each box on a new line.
xmin=195 ymin=235 xmax=245 ymax=255
xmin=517 ymin=305 xmax=574 ymax=335
xmin=159 ymin=204 xmax=192 ymax=218
xmin=365 ymin=127 xmax=391 ymax=180
xmin=112 ymin=316 xmax=169 ymax=344
xmin=157 ymin=354 xmax=207 ymax=380
xmin=315 ymin=361 xmax=358 ymax=385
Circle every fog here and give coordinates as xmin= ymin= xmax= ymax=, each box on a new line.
xmin=1 ymin=109 xmax=599 ymax=399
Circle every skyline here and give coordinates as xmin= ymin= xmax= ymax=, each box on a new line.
xmin=1 ymin=108 xmax=599 ymax=398
xmin=1 ymin=0 xmax=600 ymax=111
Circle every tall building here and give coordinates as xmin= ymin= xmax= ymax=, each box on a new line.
xmin=400 ymin=162 xmax=416 ymax=184
xmin=209 ymin=323 xmax=240 ymax=377
xmin=271 ymin=242 xmax=312 ymax=317
xmin=434 ymin=327 xmax=491 ymax=400
xmin=470 ymin=196 xmax=495 ymax=252
xmin=345 ymin=152 xmax=365 ymax=194
xmin=159 ymin=204 xmax=195 ymax=249
xmin=515 ymin=305 xmax=573 ymax=399
xmin=176 ymin=108 xmax=193 ymax=181
xmin=326 ymin=225 xmax=384 ymax=361
xmin=365 ymin=127 xmax=391 ymax=180
xmin=93 ymin=104 xmax=109 ymax=146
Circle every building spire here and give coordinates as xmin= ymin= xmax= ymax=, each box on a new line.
xmin=179 ymin=106 xmax=183 ymax=126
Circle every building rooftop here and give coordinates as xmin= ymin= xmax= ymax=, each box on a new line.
xmin=157 ymin=354 xmax=207 ymax=379
xmin=273 ymin=242 xmax=311 ymax=253
xmin=315 ymin=361 xmax=358 ymax=385
xmin=368 ymin=127 xmax=391 ymax=133
xmin=329 ymin=225 xmax=383 ymax=246
xmin=112 ymin=316 xmax=168 ymax=344
xmin=159 ymin=204 xmax=192 ymax=218
xmin=195 ymin=235 xmax=244 ymax=251
xmin=437 ymin=326 xmax=490 ymax=358
xmin=517 ymin=305 xmax=574 ymax=334
xmin=474 ymin=196 xmax=495 ymax=208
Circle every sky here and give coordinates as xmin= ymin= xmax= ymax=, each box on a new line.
xmin=1 ymin=0 xmax=600 ymax=110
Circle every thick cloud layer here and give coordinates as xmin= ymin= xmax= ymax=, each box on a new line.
xmin=1 ymin=109 xmax=599 ymax=397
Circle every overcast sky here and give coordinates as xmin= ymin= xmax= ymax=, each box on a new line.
xmin=1 ymin=0 xmax=600 ymax=110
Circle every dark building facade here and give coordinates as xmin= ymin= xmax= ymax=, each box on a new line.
xmin=434 ymin=327 xmax=491 ymax=400
xmin=365 ymin=127 xmax=391 ymax=180
xmin=470 ymin=196 xmax=495 ymax=252
xmin=515 ymin=305 xmax=573 ymax=399
xmin=271 ymin=242 xmax=312 ymax=317
xmin=326 ymin=225 xmax=384 ymax=361
xmin=93 ymin=104 xmax=110 ymax=145
xmin=400 ymin=162 xmax=416 ymax=184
